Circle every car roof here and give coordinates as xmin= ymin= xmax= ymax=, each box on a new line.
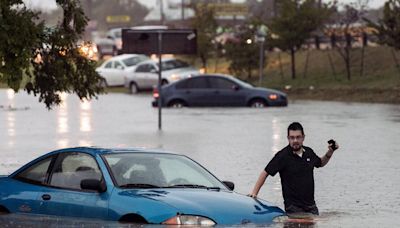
xmin=177 ymin=73 xmax=235 ymax=81
xmin=50 ymin=146 xmax=176 ymax=156
xmin=9 ymin=147 xmax=179 ymax=177
xmin=137 ymin=58 xmax=178 ymax=65
xmin=106 ymin=54 xmax=146 ymax=61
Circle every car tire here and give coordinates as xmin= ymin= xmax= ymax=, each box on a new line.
xmin=0 ymin=206 xmax=9 ymax=215
xmin=130 ymin=82 xmax=139 ymax=94
xmin=161 ymin=79 xmax=169 ymax=86
xmin=168 ymin=100 xmax=186 ymax=108
xmin=249 ymin=99 xmax=267 ymax=108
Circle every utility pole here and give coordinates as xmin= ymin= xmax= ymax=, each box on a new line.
xmin=160 ymin=0 xmax=165 ymax=25
xmin=181 ymin=0 xmax=185 ymax=21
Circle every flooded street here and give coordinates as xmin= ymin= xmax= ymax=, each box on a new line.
xmin=1 ymin=89 xmax=399 ymax=227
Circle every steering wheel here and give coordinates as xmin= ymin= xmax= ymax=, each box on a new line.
xmin=168 ymin=178 xmax=189 ymax=186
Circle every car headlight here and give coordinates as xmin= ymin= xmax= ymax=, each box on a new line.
xmin=268 ymin=94 xmax=278 ymax=100
xmin=162 ymin=215 xmax=216 ymax=226
xmin=170 ymin=74 xmax=181 ymax=81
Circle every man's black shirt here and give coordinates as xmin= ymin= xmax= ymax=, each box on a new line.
xmin=265 ymin=145 xmax=322 ymax=208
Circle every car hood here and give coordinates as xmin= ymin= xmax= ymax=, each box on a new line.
xmin=120 ymin=188 xmax=284 ymax=225
xmin=163 ymin=67 xmax=199 ymax=77
xmin=252 ymin=87 xmax=287 ymax=96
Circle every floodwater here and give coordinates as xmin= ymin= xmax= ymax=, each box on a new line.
xmin=0 ymin=89 xmax=399 ymax=227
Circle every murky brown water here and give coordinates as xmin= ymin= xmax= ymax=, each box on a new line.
xmin=1 ymin=89 xmax=399 ymax=227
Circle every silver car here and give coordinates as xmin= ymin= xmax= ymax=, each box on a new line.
xmin=95 ymin=54 xmax=149 ymax=87
xmin=124 ymin=58 xmax=200 ymax=94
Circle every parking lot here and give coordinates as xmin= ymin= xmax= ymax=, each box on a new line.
xmin=1 ymin=89 xmax=400 ymax=227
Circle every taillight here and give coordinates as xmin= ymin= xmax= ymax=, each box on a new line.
xmin=153 ymin=88 xmax=159 ymax=98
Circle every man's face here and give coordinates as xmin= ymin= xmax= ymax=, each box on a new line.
xmin=288 ymin=130 xmax=304 ymax=151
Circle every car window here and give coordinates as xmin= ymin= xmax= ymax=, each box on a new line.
xmin=122 ymin=55 xmax=148 ymax=67
xmin=104 ymin=61 xmax=113 ymax=69
xmin=175 ymin=80 xmax=188 ymax=89
xmin=49 ymin=153 xmax=102 ymax=190
xmin=160 ymin=59 xmax=189 ymax=71
xmin=159 ymin=158 xmax=215 ymax=187
xmin=148 ymin=65 xmax=157 ymax=73
xmin=136 ymin=64 xmax=149 ymax=73
xmin=209 ymin=77 xmax=237 ymax=89
xmin=103 ymin=153 xmax=226 ymax=189
xmin=15 ymin=156 xmax=54 ymax=184
xmin=185 ymin=77 xmax=209 ymax=89
xmin=114 ymin=61 xmax=124 ymax=69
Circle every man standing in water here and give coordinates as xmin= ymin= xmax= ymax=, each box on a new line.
xmin=248 ymin=122 xmax=339 ymax=215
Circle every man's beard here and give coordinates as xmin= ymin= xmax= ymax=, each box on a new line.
xmin=290 ymin=143 xmax=302 ymax=152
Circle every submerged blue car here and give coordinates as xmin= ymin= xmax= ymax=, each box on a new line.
xmin=0 ymin=147 xmax=284 ymax=225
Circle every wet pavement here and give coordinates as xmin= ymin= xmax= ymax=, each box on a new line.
xmin=1 ymin=89 xmax=400 ymax=227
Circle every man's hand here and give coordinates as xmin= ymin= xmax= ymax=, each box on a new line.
xmin=247 ymin=193 xmax=257 ymax=198
xmin=328 ymin=139 xmax=339 ymax=153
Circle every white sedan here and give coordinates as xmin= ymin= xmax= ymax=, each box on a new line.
xmin=96 ymin=54 xmax=149 ymax=87
xmin=124 ymin=58 xmax=200 ymax=94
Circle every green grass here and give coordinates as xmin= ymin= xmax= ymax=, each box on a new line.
xmin=185 ymin=46 xmax=400 ymax=103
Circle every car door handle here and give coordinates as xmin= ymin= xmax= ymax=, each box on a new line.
xmin=213 ymin=90 xmax=219 ymax=94
xmin=185 ymin=90 xmax=191 ymax=94
xmin=41 ymin=194 xmax=51 ymax=201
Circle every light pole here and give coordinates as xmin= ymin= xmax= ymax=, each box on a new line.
xmin=256 ymin=26 xmax=267 ymax=86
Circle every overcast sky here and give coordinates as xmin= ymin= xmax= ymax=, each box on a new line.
xmin=23 ymin=0 xmax=385 ymax=12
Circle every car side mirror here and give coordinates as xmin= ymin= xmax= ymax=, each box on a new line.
xmin=232 ymin=85 xmax=240 ymax=91
xmin=150 ymin=69 xmax=158 ymax=73
xmin=81 ymin=179 xmax=107 ymax=193
xmin=116 ymin=65 xmax=124 ymax=70
xmin=222 ymin=181 xmax=235 ymax=191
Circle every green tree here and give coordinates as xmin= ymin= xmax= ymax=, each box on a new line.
xmin=0 ymin=0 xmax=104 ymax=109
xmin=331 ymin=1 xmax=370 ymax=80
xmin=190 ymin=3 xmax=218 ymax=72
xmin=224 ymin=22 xmax=263 ymax=79
xmin=367 ymin=0 xmax=400 ymax=49
xmin=267 ymin=0 xmax=332 ymax=79
xmin=367 ymin=0 xmax=400 ymax=76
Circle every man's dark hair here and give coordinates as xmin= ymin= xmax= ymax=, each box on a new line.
xmin=288 ymin=122 xmax=304 ymax=136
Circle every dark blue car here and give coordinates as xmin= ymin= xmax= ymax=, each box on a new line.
xmin=0 ymin=147 xmax=284 ymax=225
xmin=152 ymin=74 xmax=288 ymax=108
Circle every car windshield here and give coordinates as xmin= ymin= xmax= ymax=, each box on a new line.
xmin=159 ymin=60 xmax=190 ymax=71
xmin=122 ymin=55 xmax=148 ymax=67
xmin=103 ymin=153 xmax=227 ymax=190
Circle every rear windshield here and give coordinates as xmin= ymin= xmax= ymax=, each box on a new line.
xmin=159 ymin=60 xmax=189 ymax=71
xmin=122 ymin=55 xmax=148 ymax=67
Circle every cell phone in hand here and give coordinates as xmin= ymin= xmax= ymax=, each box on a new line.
xmin=328 ymin=139 xmax=338 ymax=151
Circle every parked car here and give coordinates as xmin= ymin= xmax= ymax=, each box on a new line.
xmin=152 ymin=74 xmax=288 ymax=108
xmin=95 ymin=54 xmax=149 ymax=87
xmin=94 ymin=37 xmax=117 ymax=58
xmin=0 ymin=147 xmax=284 ymax=225
xmin=125 ymin=58 xmax=199 ymax=94
xmin=105 ymin=27 xmax=124 ymax=55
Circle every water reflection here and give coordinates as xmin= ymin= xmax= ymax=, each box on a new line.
xmin=271 ymin=117 xmax=282 ymax=153
xmin=79 ymin=140 xmax=92 ymax=147
xmin=57 ymin=92 xmax=69 ymax=134
xmin=80 ymin=99 xmax=92 ymax=132
xmin=7 ymin=89 xmax=15 ymax=147
xmin=57 ymin=139 xmax=69 ymax=148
